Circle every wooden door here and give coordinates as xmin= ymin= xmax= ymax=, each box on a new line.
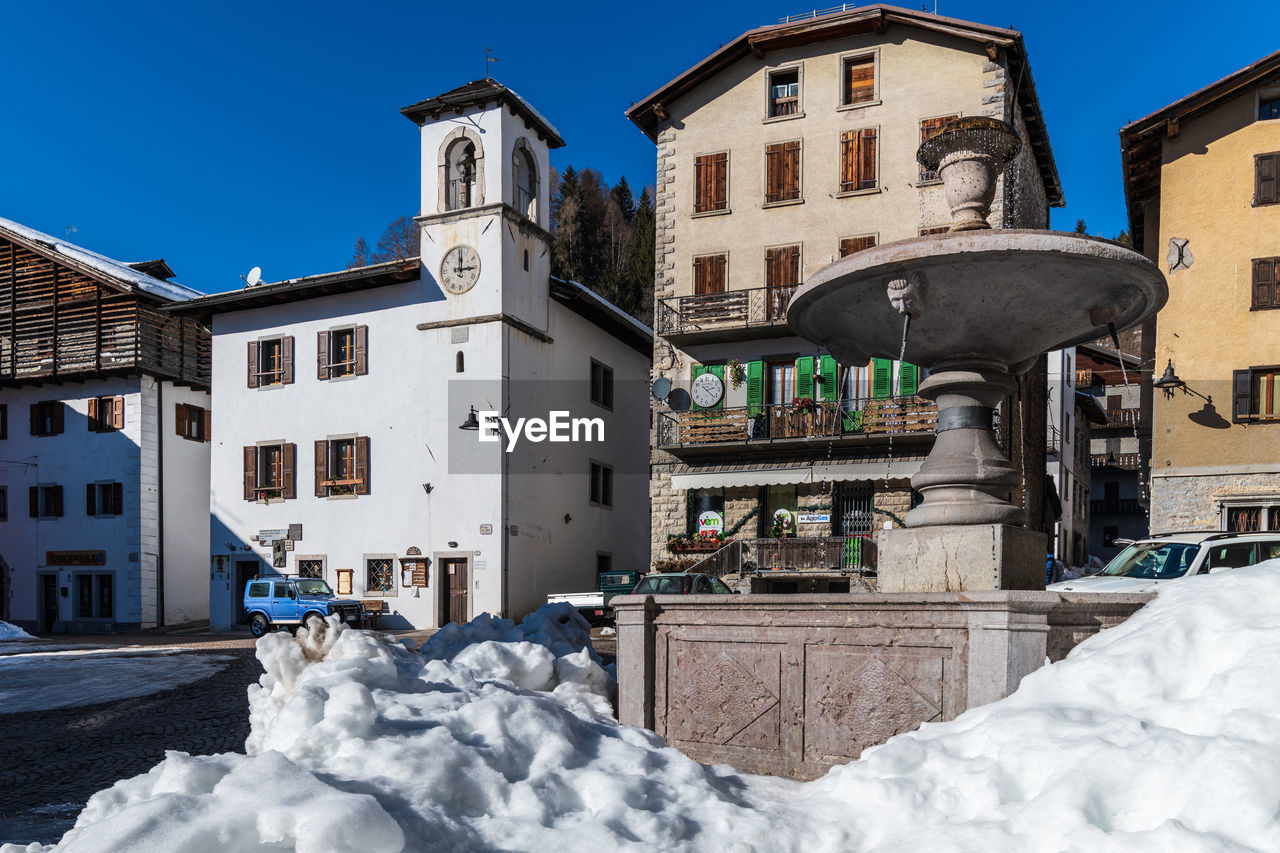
xmin=235 ymin=560 xmax=258 ymax=624
xmin=440 ymin=559 xmax=469 ymax=625
xmin=41 ymin=574 xmax=58 ymax=632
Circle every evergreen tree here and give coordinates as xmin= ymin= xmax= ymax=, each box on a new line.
xmin=1073 ymin=219 xmax=1088 ymax=234
xmin=610 ymin=177 xmax=637 ymax=222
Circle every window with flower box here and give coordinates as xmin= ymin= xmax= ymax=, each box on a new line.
xmin=314 ymin=436 xmax=370 ymax=497
xmin=243 ymin=442 xmax=296 ymax=501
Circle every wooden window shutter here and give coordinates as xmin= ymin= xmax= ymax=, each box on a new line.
xmin=746 ymin=360 xmax=765 ymax=416
xmin=695 ymin=155 xmax=711 ymax=213
xmin=29 ymin=403 xmax=37 ymax=436
xmin=845 ymin=56 xmax=874 ymax=105
xmin=282 ymin=443 xmax=296 ymax=499
xmin=112 ymin=396 xmax=124 ymax=430
xmin=52 ymin=402 xmax=64 ymax=434
xmin=204 ymin=408 xmax=211 ymax=443
xmin=175 ymin=403 xmax=186 ymax=436
xmin=1253 ymin=259 xmax=1276 ymax=309
xmin=795 ymin=356 xmax=815 ymax=399
xmin=1233 ymin=369 xmax=1253 ymax=422
xmin=29 ymin=486 xmax=39 ymax=518
xmin=840 ymin=131 xmax=856 ymax=192
xmin=712 ymin=255 xmax=726 ymax=291
xmin=713 ymin=152 xmax=727 ymax=210
xmin=783 ymin=141 xmax=800 ymax=199
xmin=819 ymin=355 xmax=838 ymax=402
xmin=693 ymin=256 xmax=708 ymax=294
xmin=51 ymin=485 xmax=63 ymax=517
xmin=786 ymin=245 xmax=800 ymax=284
xmin=858 ymin=128 xmax=877 ymax=189
xmin=691 ymin=364 xmax=709 ymax=410
xmin=354 ymin=325 xmax=368 ymax=375
xmin=281 ymin=337 xmax=295 ymax=384
xmin=765 ymin=144 xmax=783 ymax=203
xmin=899 ymin=362 xmax=919 ymax=396
xmin=112 ymin=482 xmax=123 ymax=515
xmin=1256 ymin=153 xmax=1278 ymax=206
xmin=920 ymin=116 xmax=957 ymax=181
xmin=765 ymin=247 xmax=779 ymax=287
xmin=316 ymin=331 xmax=330 ymax=380
xmin=872 ymin=358 xmax=893 ymax=398
xmin=243 ymin=446 xmax=257 ymax=501
xmin=87 ymin=483 xmax=97 ymax=515
xmin=840 ymin=236 xmax=876 ymax=257
xmin=314 ymin=440 xmax=329 ymax=498
xmin=355 ymin=436 xmax=370 ymax=495
xmin=247 ymin=341 xmax=259 ymax=388
xmin=88 ymin=397 xmax=99 ymax=432
xmin=707 ymin=364 xmax=725 ymax=410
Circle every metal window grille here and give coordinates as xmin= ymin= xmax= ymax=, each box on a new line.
xmin=366 ymin=559 xmax=394 ymax=593
xmin=297 ymin=560 xmax=324 ymax=579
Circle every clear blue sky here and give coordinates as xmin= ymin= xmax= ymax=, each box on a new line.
xmin=1 ymin=1 xmax=1273 ymax=294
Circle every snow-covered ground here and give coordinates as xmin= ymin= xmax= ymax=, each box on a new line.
xmin=8 ymin=567 xmax=1280 ymax=852
xmin=0 ymin=621 xmax=35 ymax=642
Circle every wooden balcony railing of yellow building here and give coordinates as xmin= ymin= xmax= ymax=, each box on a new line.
xmin=654 ymin=285 xmax=798 ymax=343
xmin=657 ymin=396 xmax=937 ymax=449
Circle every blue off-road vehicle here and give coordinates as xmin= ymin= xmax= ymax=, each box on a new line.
xmin=244 ymin=576 xmax=366 ymax=637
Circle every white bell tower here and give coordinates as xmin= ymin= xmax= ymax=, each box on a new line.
xmin=401 ymin=80 xmax=563 ymax=327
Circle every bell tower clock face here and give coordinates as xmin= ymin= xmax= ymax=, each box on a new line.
xmin=440 ymin=244 xmax=481 ymax=295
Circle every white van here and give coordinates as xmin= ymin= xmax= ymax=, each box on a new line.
xmin=1049 ymin=531 xmax=1280 ymax=593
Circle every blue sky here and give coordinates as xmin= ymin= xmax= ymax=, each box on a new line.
xmin=1 ymin=1 xmax=1273 ymax=294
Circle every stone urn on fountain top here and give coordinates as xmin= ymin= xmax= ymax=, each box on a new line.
xmin=788 ymin=116 xmax=1167 ymax=592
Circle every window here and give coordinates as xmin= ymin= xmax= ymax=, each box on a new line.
xmin=841 ymin=54 xmax=876 ymax=106
xmin=365 ymin=557 xmax=395 ymax=596
xmin=29 ymin=484 xmax=63 ymax=518
xmin=1 ymin=403 xmax=8 ymax=439
xmin=767 ymin=68 xmax=800 ymax=118
xmin=456 ymin=351 xmax=465 ymax=373
xmin=761 ymin=484 xmax=798 ymax=537
xmin=840 ymin=236 xmax=877 ymax=257
xmin=694 ymin=153 xmax=729 ymax=214
xmin=839 ymin=129 xmax=878 ymax=193
xmin=1261 ymin=96 xmax=1280 ymax=121
xmin=765 ymin=244 xmax=801 ymax=321
xmin=247 ymin=336 xmax=294 ymax=387
xmin=768 ymin=360 xmax=795 ymax=406
xmin=688 ymin=488 xmax=725 ymax=537
xmin=919 ymin=115 xmax=959 ymax=182
xmin=317 ymin=326 xmax=368 ymax=379
xmin=296 ymin=558 xmax=325 ymax=579
xmin=513 ymin=144 xmax=538 ymax=219
xmin=446 ymin=139 xmax=478 ymax=210
xmin=590 ymin=360 xmax=614 ymax=409
xmin=86 ymin=482 xmax=123 ymax=517
xmin=1253 ymin=258 xmax=1278 ymax=309
xmin=243 ymin=442 xmax=297 ymax=500
xmin=692 ymin=253 xmax=727 ymax=295
xmin=75 ymin=574 xmax=113 ymax=619
xmin=765 ymin=141 xmax=801 ymax=204
xmin=248 ymin=582 xmax=270 ymax=598
xmin=1234 ymin=367 xmax=1280 ymax=421
xmin=590 ymin=461 xmax=613 ymax=507
xmin=314 ymin=437 xmax=370 ymax=497
xmin=0 ymin=486 xmax=6 ymax=521
xmin=30 ymin=401 xmax=64 ymax=436
xmin=174 ymin=403 xmax=210 ymax=442
xmin=1256 ymin=153 xmax=1278 ymax=206
xmin=87 ymin=396 xmax=124 ymax=432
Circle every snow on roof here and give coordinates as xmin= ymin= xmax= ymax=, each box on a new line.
xmin=0 ymin=216 xmax=203 ymax=303
xmin=552 ymin=275 xmax=653 ymax=339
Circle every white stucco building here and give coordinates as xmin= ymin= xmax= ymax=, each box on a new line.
xmin=175 ymin=80 xmax=651 ymax=630
xmin=0 ymin=219 xmax=211 ymax=632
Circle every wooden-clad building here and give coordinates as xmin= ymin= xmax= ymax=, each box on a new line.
xmin=0 ymin=217 xmax=212 ymax=632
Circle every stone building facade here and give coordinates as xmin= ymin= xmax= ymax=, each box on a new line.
xmin=627 ymin=5 xmax=1062 ymax=585
xmin=1121 ymin=49 xmax=1280 ymax=534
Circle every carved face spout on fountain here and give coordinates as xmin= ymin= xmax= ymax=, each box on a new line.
xmin=886 ymin=272 xmax=925 ymax=318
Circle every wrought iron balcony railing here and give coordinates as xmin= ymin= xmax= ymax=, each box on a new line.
xmin=1091 ymin=452 xmax=1142 ymax=470
xmin=1090 ymin=498 xmax=1145 ymax=516
xmin=656 ymin=396 xmax=937 ymax=449
xmin=683 ymin=534 xmax=878 ymax=579
xmin=655 ymin=285 xmax=798 ymax=341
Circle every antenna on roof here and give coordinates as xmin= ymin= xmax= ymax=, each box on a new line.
xmin=484 ymin=47 xmax=498 ymax=79
xmin=65 ymin=225 xmax=78 ymax=239
xmin=241 ymin=266 xmax=262 ymax=288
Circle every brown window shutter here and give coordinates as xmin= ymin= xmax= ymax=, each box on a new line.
xmin=1233 ymin=369 xmax=1252 ymax=422
xmin=204 ymin=408 xmax=211 ymax=443
xmin=859 ymin=128 xmax=877 ymax=189
xmin=317 ymin=331 xmax=330 ymax=380
xmin=87 ymin=483 xmax=96 ymax=515
xmin=920 ymin=116 xmax=957 ymax=181
xmin=765 ymin=247 xmax=779 ymax=288
xmin=765 ymin=144 xmax=782 ymax=202
xmin=112 ymin=482 xmax=123 ymax=515
xmin=281 ymin=337 xmax=295 ymax=384
xmin=29 ymin=486 xmax=39 ymax=517
xmin=112 ymin=396 xmax=124 ymax=430
xmin=840 ymin=130 xmax=857 ymax=192
xmin=785 ymin=245 xmax=800 ymax=284
xmin=845 ymin=56 xmax=874 ymax=105
xmin=712 ymin=255 xmax=726 ymax=291
xmin=1254 ymin=259 xmax=1276 ymax=309
xmin=840 ymin=236 xmax=876 ymax=258
xmin=1256 ymin=153 xmax=1278 ymax=205
xmin=248 ymin=343 xmax=261 ymax=389
xmin=354 ymin=325 xmax=368 ymax=375
xmin=87 ymin=397 xmax=99 ymax=433
xmin=51 ymin=485 xmax=63 ymax=517
xmin=783 ymin=141 xmax=800 ymax=199
xmin=713 ymin=153 xmax=727 ymax=210
xmin=282 ymin=443 xmax=296 ymax=499
xmin=314 ymin=440 xmax=329 ymax=498
xmin=694 ymin=155 xmax=709 ymax=213
xmin=243 ymin=446 xmax=257 ymax=501
xmin=355 ymin=436 xmax=370 ymax=495
xmin=693 ymin=256 xmax=708 ymax=294
xmin=52 ymin=402 xmax=64 ymax=435
xmin=175 ymin=403 xmax=186 ymax=436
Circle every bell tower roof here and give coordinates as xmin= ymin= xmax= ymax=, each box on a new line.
xmin=400 ymin=78 xmax=565 ymax=149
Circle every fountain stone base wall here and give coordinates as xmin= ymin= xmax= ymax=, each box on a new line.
xmin=877 ymin=524 xmax=1047 ymax=592
xmin=614 ymin=591 xmax=1151 ymax=780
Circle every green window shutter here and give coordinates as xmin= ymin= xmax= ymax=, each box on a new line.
xmin=872 ymin=358 xmax=892 ymax=398
xmin=691 ymin=364 xmax=708 ymax=410
xmin=899 ymin=361 xmax=919 ymax=396
xmin=795 ymin=356 xmax=815 ymax=399
xmin=708 ymin=364 xmax=725 ymax=410
xmin=819 ymin=355 xmax=838 ymax=401
xmin=746 ymin=360 xmax=765 ymax=416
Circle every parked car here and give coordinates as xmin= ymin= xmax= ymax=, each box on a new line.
xmin=243 ymin=576 xmax=366 ymax=637
xmin=1048 ymin=531 xmax=1280 ymax=594
xmin=631 ymin=572 xmax=736 ymax=595
xmin=546 ymin=570 xmax=644 ymax=625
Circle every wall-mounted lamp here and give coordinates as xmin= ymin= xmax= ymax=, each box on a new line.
xmin=448 ymin=540 xmax=459 ymax=549
xmin=458 ymin=406 xmax=480 ymax=431
xmin=422 ymin=483 xmax=434 ymax=494
xmin=1154 ymin=360 xmax=1211 ymax=402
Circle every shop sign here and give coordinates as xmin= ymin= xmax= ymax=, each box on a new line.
xmin=697 ymin=511 xmax=724 ymax=535
xmin=773 ymin=509 xmax=795 ymax=529
xmin=258 ymin=528 xmax=287 ymax=544
xmin=46 ymin=550 xmax=106 ymax=566
xmin=797 ymin=513 xmax=831 ymax=524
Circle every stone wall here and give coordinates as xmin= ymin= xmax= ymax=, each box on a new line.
xmin=1149 ymin=470 xmax=1280 ymax=531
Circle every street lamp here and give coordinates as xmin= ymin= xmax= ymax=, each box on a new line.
xmin=458 ymin=406 xmax=480 ymax=431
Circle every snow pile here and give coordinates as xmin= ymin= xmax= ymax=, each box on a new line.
xmin=17 ymin=573 xmax=1280 ymax=852
xmin=0 ymin=621 xmax=35 ymax=642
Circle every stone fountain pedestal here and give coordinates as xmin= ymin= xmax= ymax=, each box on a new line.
xmin=877 ymin=525 xmax=1046 ymax=592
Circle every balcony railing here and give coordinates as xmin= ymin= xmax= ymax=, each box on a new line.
xmin=686 ymin=535 xmax=878 ymax=578
xmin=1090 ymin=499 xmax=1145 ymax=516
xmin=514 ymin=185 xmax=535 ymax=218
xmin=655 ymin=285 xmax=799 ymax=341
xmin=1092 ymin=452 xmax=1142 ymax=470
xmin=657 ymin=396 xmax=937 ymax=449
xmin=446 ymin=178 xmax=475 ymax=211
xmin=1101 ymin=408 xmax=1141 ymax=429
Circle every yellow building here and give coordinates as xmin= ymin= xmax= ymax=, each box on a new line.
xmin=1122 ymin=49 xmax=1280 ymax=532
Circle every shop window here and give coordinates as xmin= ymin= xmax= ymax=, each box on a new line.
xmin=176 ymin=403 xmax=210 ymax=442
xmin=247 ymin=336 xmax=294 ymax=387
xmin=88 ymin=396 xmax=124 ymax=432
xmin=313 ymin=437 xmax=370 ymax=497
xmin=590 ymin=461 xmax=613 ymax=507
xmin=86 ymin=482 xmax=124 ymax=516
xmin=761 ymin=484 xmax=798 ymax=537
xmin=30 ymin=401 xmax=64 ymax=436
xmin=75 ymin=574 xmax=113 ymax=619
xmin=688 ymin=488 xmax=726 ymax=538
xmin=365 ymin=557 xmax=395 ymax=596
xmin=317 ymin=326 xmax=368 ymax=379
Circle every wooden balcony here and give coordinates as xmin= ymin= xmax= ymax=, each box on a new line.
xmin=1092 ymin=452 xmax=1141 ymax=470
xmin=655 ymin=285 xmax=800 ymax=345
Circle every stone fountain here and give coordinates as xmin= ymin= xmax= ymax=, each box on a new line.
xmin=788 ymin=117 xmax=1167 ymax=592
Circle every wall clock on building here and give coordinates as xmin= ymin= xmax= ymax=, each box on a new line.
xmin=691 ymin=371 xmax=724 ymax=408
xmin=440 ymin=244 xmax=481 ymax=294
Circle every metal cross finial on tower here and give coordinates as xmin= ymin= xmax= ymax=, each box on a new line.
xmin=484 ymin=47 xmax=498 ymax=79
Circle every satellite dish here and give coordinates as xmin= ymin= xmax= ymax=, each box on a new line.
xmin=666 ymin=388 xmax=691 ymax=413
xmin=650 ymin=377 xmax=672 ymax=401
xmin=243 ymin=266 xmax=262 ymax=287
